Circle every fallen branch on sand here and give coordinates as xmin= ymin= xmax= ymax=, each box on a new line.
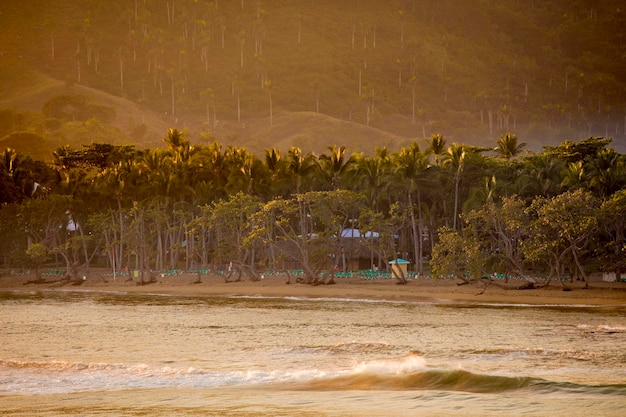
xmin=477 ymin=277 xmax=540 ymax=295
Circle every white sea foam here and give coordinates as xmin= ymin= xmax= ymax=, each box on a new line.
xmin=352 ymin=355 xmax=427 ymax=375
xmin=0 ymin=359 xmax=349 ymax=394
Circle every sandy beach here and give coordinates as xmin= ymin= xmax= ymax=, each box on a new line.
xmin=2 ymin=269 xmax=625 ymax=306
xmin=3 ymin=269 xmax=626 ymax=417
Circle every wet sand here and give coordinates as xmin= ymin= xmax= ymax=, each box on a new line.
xmin=2 ymin=270 xmax=625 ymax=306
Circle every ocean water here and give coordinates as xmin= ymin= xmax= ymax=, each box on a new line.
xmin=0 ymin=290 xmax=625 ymax=416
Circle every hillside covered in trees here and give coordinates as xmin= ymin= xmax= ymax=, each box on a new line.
xmin=1 ymin=0 xmax=625 ymax=157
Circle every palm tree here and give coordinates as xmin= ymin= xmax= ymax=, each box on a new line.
xmin=137 ymin=148 xmax=175 ymax=198
xmin=425 ymin=134 xmax=446 ymax=166
xmin=520 ymin=153 xmax=564 ymax=198
xmin=349 ymin=147 xmax=391 ymax=210
xmin=586 ymin=148 xmax=626 ymax=199
xmin=224 ymin=146 xmax=267 ymax=196
xmin=392 ymin=142 xmax=430 ymax=273
xmin=91 ymin=153 xmax=143 ymax=274
xmin=442 ymin=143 xmax=466 ymax=230
xmin=194 ymin=141 xmax=228 ymax=201
xmin=286 ymin=147 xmax=316 ymax=194
xmin=163 ymin=128 xmax=187 ymax=150
xmin=463 ymin=175 xmax=498 ymax=213
xmin=318 ymin=145 xmax=354 ymax=191
xmin=264 ymin=147 xmax=288 ymax=197
xmin=560 ymin=160 xmax=587 ymax=191
xmin=495 ymin=133 xmax=526 ymax=159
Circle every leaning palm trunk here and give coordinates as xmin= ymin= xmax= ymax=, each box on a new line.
xmin=408 ymin=191 xmax=419 ymax=276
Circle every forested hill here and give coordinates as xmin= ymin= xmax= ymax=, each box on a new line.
xmin=1 ymin=0 xmax=625 ymax=157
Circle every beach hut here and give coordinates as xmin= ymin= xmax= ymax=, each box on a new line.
xmin=339 ymin=227 xmax=381 ymax=270
xmin=388 ymin=258 xmax=410 ymax=278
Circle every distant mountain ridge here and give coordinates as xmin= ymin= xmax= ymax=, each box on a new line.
xmin=1 ymin=0 xmax=625 ymax=157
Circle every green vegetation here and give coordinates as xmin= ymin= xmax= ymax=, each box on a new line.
xmin=1 ymin=2 xmax=625 ymax=287
xmin=1 ymin=133 xmax=625 ymax=287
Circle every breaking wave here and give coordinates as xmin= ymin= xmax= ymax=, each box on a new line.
xmin=304 ymin=368 xmax=626 ymax=395
xmin=2 ymin=355 xmax=625 ymax=397
xmin=298 ymin=355 xmax=626 ymax=395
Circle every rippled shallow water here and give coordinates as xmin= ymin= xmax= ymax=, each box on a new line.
xmin=1 ymin=290 xmax=625 ymax=416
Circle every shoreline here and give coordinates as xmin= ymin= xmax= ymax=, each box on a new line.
xmin=2 ymin=271 xmax=626 ymax=306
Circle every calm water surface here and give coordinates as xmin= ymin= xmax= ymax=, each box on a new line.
xmin=1 ymin=290 xmax=625 ymax=416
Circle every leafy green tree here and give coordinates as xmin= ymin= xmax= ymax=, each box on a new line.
xmin=0 ymin=203 xmax=26 ymax=268
xmin=20 ymin=194 xmax=80 ymax=275
xmin=544 ymin=137 xmax=613 ymax=165
xmin=598 ymin=189 xmax=626 ymax=277
xmin=356 ymin=204 xmax=402 ymax=271
xmin=247 ymin=196 xmax=322 ymax=283
xmin=207 ymin=192 xmax=263 ymax=281
xmin=1 ymin=148 xmax=24 ymax=203
xmin=524 ymin=189 xmax=600 ymax=287
xmin=0 ymin=148 xmax=53 ymax=204
xmin=26 ymin=243 xmax=48 ymax=283
xmin=464 ymin=195 xmax=529 ymax=280
xmin=248 ymin=190 xmax=363 ymax=284
xmin=430 ymin=226 xmax=485 ymax=283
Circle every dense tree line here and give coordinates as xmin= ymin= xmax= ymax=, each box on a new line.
xmin=1 ymin=131 xmax=625 ymax=286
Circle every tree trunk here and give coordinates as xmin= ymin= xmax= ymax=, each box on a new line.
xmin=408 ymin=191 xmax=419 ymax=274
xmin=570 ymin=244 xmax=589 ymax=288
xmin=453 ymin=174 xmax=460 ymax=230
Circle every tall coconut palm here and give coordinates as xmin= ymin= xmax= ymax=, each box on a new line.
xmin=286 ymin=147 xmax=316 ymax=194
xmin=392 ymin=142 xmax=430 ymax=273
xmin=442 ymin=143 xmax=466 ymax=230
xmin=495 ymin=133 xmax=526 ymax=159
xmin=586 ymin=148 xmax=626 ymax=199
xmin=163 ymin=128 xmax=187 ymax=150
xmin=318 ymin=145 xmax=354 ymax=191
xmin=162 ymin=128 xmax=198 ymax=201
xmin=195 ymin=141 xmax=229 ymax=201
xmin=519 ymin=153 xmax=564 ymax=198
xmin=137 ymin=148 xmax=175 ymax=198
xmin=425 ymin=134 xmax=446 ymax=166
xmin=560 ymin=160 xmax=587 ymax=191
xmin=349 ymin=147 xmax=392 ymax=210
xmin=224 ymin=146 xmax=268 ymax=196
xmin=264 ymin=147 xmax=289 ymax=198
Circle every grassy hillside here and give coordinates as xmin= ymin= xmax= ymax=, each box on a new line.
xmin=0 ymin=59 xmax=417 ymax=158
xmin=243 ymin=111 xmax=409 ymax=155
xmin=1 ymin=0 xmax=625 ymax=157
